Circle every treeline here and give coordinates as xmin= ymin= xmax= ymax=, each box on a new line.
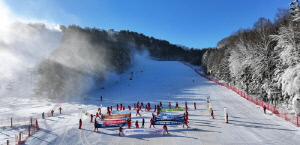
xmin=35 ymin=25 xmax=207 ymax=99
xmin=202 ymin=8 xmax=300 ymax=111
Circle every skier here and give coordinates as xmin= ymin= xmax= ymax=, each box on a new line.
xmin=136 ymin=107 xmax=141 ymax=116
xmin=142 ymin=118 xmax=145 ymax=128
xmin=135 ymin=120 xmax=139 ymax=128
xmin=185 ymin=106 xmax=188 ymax=112
xmin=117 ymin=104 xmax=119 ymax=111
xmin=59 ymin=107 xmax=62 ymax=114
xmin=98 ymin=108 xmax=101 ymax=115
xmin=119 ymin=126 xmax=124 ymax=136
xmin=108 ymin=109 xmax=111 ymax=115
xmin=175 ymin=102 xmax=179 ymax=108
xmin=107 ymin=107 xmax=110 ymax=114
xmin=163 ymin=125 xmax=168 ymax=134
xmin=168 ymin=102 xmax=171 ymax=109
xmin=128 ymin=105 xmax=131 ymax=110
xmin=94 ymin=119 xmax=98 ymax=132
xmin=79 ymin=119 xmax=82 ymax=129
xmin=127 ymin=119 xmax=131 ymax=129
xmin=42 ymin=112 xmax=45 ymax=119
xmin=96 ymin=112 xmax=99 ymax=119
xmin=154 ymin=105 xmax=157 ymax=112
xmin=194 ymin=102 xmax=196 ymax=109
xmin=160 ymin=102 xmax=162 ymax=107
xmin=51 ymin=110 xmax=54 ymax=116
xmin=141 ymin=102 xmax=144 ymax=108
xmin=185 ymin=101 xmax=187 ymax=107
xmin=120 ymin=103 xmax=123 ymax=110
xmin=101 ymin=96 xmax=102 ymax=101
xmin=123 ymin=106 xmax=125 ymax=110
xmin=149 ymin=118 xmax=155 ymax=128
xmin=264 ymin=105 xmax=267 ymax=114
xmin=148 ymin=102 xmax=151 ymax=109
xmin=211 ymin=110 xmax=214 ymax=119
xmin=90 ymin=114 xmax=94 ymax=122
xmin=183 ymin=113 xmax=189 ymax=128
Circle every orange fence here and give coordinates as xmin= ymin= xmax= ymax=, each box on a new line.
xmin=1 ymin=118 xmax=39 ymax=145
xmin=181 ymin=61 xmax=300 ymax=127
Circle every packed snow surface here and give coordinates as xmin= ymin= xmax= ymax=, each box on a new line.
xmin=2 ymin=60 xmax=300 ymax=145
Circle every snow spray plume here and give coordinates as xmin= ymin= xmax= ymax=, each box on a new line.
xmin=0 ymin=1 xmax=62 ymax=98
xmin=35 ymin=26 xmax=115 ymax=99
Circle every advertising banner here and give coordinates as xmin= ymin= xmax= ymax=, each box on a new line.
xmin=96 ymin=118 xmax=127 ymax=125
xmin=151 ymin=120 xmax=185 ymax=125
xmin=103 ymin=114 xmax=129 ymax=119
xmin=112 ymin=110 xmax=136 ymax=114
xmin=96 ymin=122 xmax=126 ymax=128
xmin=123 ymin=128 xmax=164 ymax=135
xmin=159 ymin=108 xmax=184 ymax=112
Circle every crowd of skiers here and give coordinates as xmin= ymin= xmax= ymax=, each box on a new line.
xmin=82 ymin=100 xmax=196 ymax=136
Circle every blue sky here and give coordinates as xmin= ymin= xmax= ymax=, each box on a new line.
xmin=4 ymin=0 xmax=289 ymax=49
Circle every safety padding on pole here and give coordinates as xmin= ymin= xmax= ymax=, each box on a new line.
xmin=224 ymin=107 xmax=228 ymax=123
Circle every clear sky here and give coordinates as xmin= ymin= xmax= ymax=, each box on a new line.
xmin=4 ymin=0 xmax=289 ymax=49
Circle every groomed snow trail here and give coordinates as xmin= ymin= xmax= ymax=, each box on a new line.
xmin=23 ymin=60 xmax=300 ymax=145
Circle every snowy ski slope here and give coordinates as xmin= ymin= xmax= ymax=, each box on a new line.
xmin=2 ymin=60 xmax=300 ymax=145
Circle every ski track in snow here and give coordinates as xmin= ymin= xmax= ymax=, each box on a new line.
xmin=1 ymin=60 xmax=300 ymax=145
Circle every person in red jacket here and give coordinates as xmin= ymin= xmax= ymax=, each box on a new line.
xmin=136 ymin=108 xmax=141 ymax=116
xmin=211 ymin=110 xmax=214 ymax=119
xmin=128 ymin=106 xmax=131 ymax=110
xmin=163 ymin=125 xmax=168 ymax=134
xmin=108 ymin=109 xmax=111 ymax=115
xmin=194 ymin=102 xmax=196 ymax=109
xmin=79 ymin=119 xmax=82 ymax=129
xmin=123 ymin=106 xmax=125 ymax=111
xmin=154 ymin=105 xmax=157 ymax=112
xmin=127 ymin=119 xmax=131 ymax=129
xmin=185 ymin=106 xmax=188 ymax=112
xmin=119 ymin=126 xmax=124 ymax=136
xmin=160 ymin=102 xmax=162 ymax=107
xmin=94 ymin=119 xmax=98 ymax=131
xmin=120 ymin=103 xmax=123 ymax=110
xmin=175 ymin=102 xmax=179 ymax=108
xmin=182 ymin=113 xmax=189 ymax=128
xmin=90 ymin=114 xmax=94 ymax=122
xmin=107 ymin=107 xmax=110 ymax=114
xmin=148 ymin=102 xmax=151 ymax=110
xmin=98 ymin=108 xmax=101 ymax=115
xmin=185 ymin=101 xmax=187 ymax=107
xmin=150 ymin=118 xmax=155 ymax=128
xmin=117 ymin=104 xmax=119 ymax=111
xmin=168 ymin=102 xmax=171 ymax=109
xmin=96 ymin=112 xmax=99 ymax=119
xmin=135 ymin=120 xmax=139 ymax=128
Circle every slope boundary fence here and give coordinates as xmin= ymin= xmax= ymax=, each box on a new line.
xmin=181 ymin=61 xmax=299 ymax=127
xmin=1 ymin=118 xmax=39 ymax=145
